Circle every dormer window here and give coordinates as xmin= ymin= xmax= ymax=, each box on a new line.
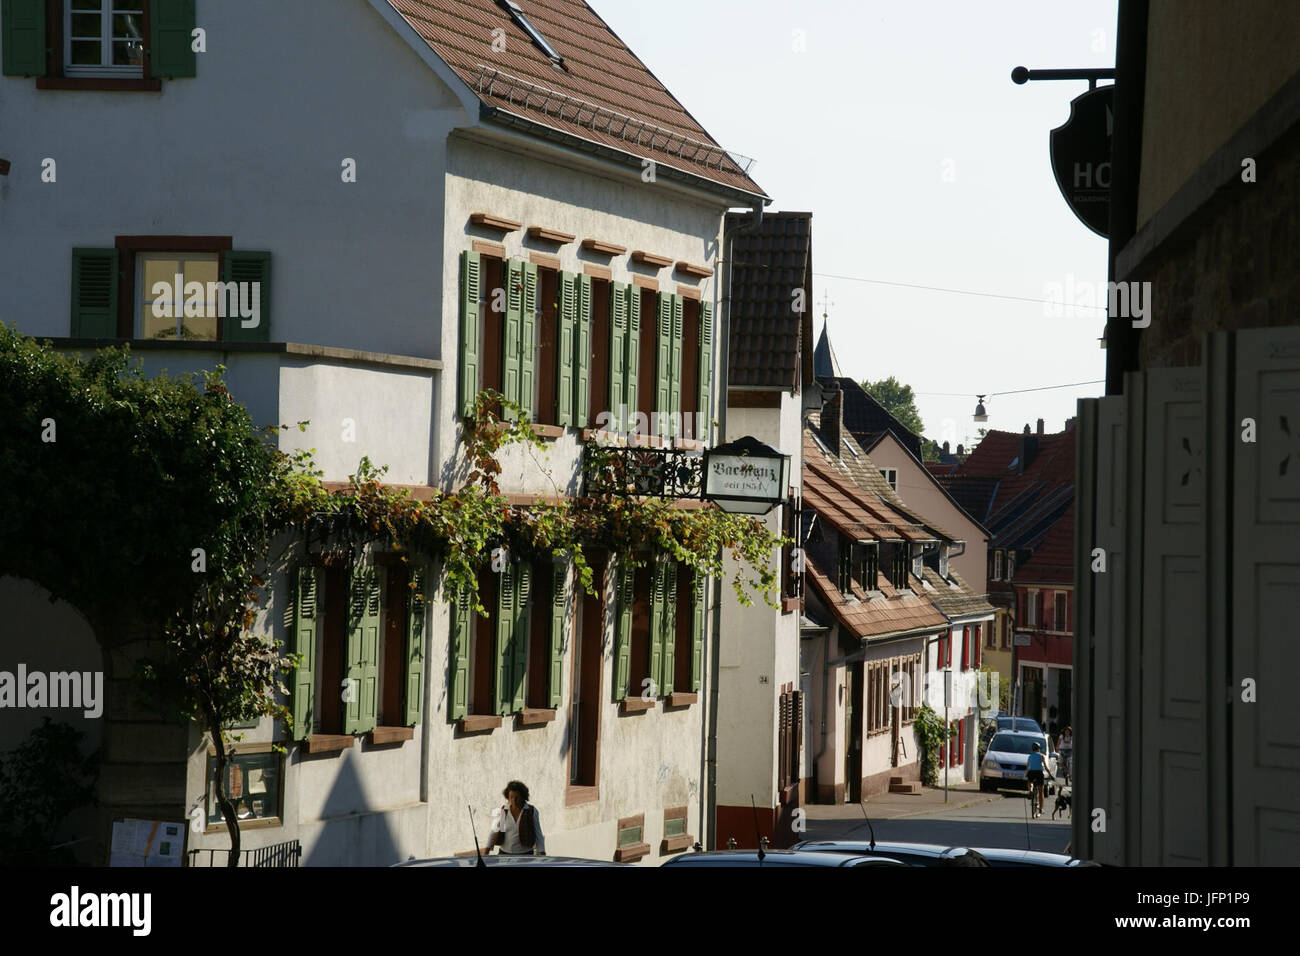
xmin=938 ymin=545 xmax=949 ymax=578
xmin=499 ymin=0 xmax=565 ymax=68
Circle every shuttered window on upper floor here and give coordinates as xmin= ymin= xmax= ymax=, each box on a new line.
xmin=458 ymin=249 xmax=714 ymax=441
xmin=3 ymin=0 xmax=197 ymax=84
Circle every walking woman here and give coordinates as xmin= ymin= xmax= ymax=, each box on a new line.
xmin=486 ymin=780 xmax=546 ymax=856
xmin=1057 ymin=726 xmax=1073 ymax=787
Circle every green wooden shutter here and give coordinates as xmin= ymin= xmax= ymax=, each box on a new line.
xmin=290 ymin=566 xmax=318 ymax=740
xmin=503 ymin=260 xmax=523 ymax=412
xmin=661 ymin=562 xmax=677 ymax=696
xmin=220 ymin=251 xmax=271 ymax=343
xmin=575 ymin=274 xmax=592 ymax=428
xmin=669 ymin=294 xmax=684 ymax=435
xmin=510 ymin=560 xmax=531 ymax=713
xmin=148 ymin=0 xmax=197 ymax=78
xmin=494 ymin=561 xmax=515 ymax=715
xmin=405 ymin=566 xmax=428 ymax=726
xmin=556 ymin=271 xmax=576 ymax=427
xmin=345 ymin=566 xmax=380 ymax=735
xmin=691 ymin=572 xmax=706 ymax=692
xmin=698 ymin=300 xmax=713 ymax=442
xmin=549 ymin=562 xmax=566 ymax=708
xmin=609 ymin=281 xmax=628 ymax=428
xmin=655 ymin=294 xmax=672 ymax=436
xmin=624 ymin=285 xmax=640 ymax=427
xmin=450 ymin=587 xmax=472 ymax=721
xmin=70 ymin=248 xmax=119 ymax=338
xmin=648 ymin=558 xmax=664 ymax=695
xmin=614 ymin=558 xmax=633 ymax=700
xmin=2 ymin=0 xmax=45 ymax=77
xmin=519 ymin=261 xmax=538 ymax=422
xmin=459 ymin=251 xmax=482 ymax=418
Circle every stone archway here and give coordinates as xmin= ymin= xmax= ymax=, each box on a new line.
xmin=0 ymin=577 xmax=188 ymax=865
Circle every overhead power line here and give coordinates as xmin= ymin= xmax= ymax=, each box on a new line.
xmin=914 ymin=380 xmax=1104 ymax=398
xmin=813 ymin=271 xmax=1107 ymax=312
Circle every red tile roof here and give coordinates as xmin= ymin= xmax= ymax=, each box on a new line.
xmin=806 ymin=560 xmax=948 ymax=640
xmin=387 ymin=0 xmax=766 ymax=198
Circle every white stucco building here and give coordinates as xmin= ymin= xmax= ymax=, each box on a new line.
xmin=0 ymin=0 xmax=766 ymax=865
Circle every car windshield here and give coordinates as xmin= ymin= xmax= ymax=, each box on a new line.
xmin=989 ymin=734 xmax=1041 ymax=754
xmin=997 ymin=717 xmax=1040 ymax=732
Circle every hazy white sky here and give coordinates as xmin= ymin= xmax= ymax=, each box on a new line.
xmin=597 ymin=0 xmax=1117 ymax=448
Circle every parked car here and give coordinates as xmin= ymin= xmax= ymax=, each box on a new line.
xmin=660 ymin=849 xmax=905 ymax=867
xmin=793 ymin=839 xmax=989 ymax=867
xmin=994 ymin=714 xmax=1044 ymax=734
xmin=980 ymin=730 xmax=1057 ymax=791
xmin=393 ymin=855 xmax=627 ymax=867
xmin=969 ymin=847 xmax=1101 ymax=867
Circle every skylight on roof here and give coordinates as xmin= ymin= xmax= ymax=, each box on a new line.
xmin=499 ymin=0 xmax=564 ymax=67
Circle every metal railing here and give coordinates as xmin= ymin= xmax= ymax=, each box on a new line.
xmin=187 ymin=839 xmax=301 ymax=868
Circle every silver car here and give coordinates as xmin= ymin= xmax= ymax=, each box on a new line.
xmin=980 ymin=730 xmax=1057 ymax=791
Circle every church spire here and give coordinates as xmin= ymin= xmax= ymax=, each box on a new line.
xmin=813 ymin=301 xmax=842 ymax=378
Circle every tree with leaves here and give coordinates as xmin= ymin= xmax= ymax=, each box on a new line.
xmin=862 ymin=376 xmax=925 ymax=437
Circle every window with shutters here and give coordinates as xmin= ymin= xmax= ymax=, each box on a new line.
xmin=679 ymin=297 xmax=700 ymax=440
xmin=623 ymin=559 xmax=652 ymax=701
xmin=525 ymin=558 xmax=566 ymax=714
xmin=288 ymin=560 xmax=421 ymax=744
xmin=479 ymin=256 xmax=505 ymax=396
xmin=635 ymin=289 xmax=657 ymax=431
xmin=777 ymin=689 xmax=801 ymax=791
xmin=568 ymin=550 xmax=606 ymax=795
xmin=587 ymin=278 xmax=610 ymax=426
xmin=670 ymin=564 xmax=705 ymax=701
xmin=69 ymin=238 xmax=271 ymax=342
xmin=2 ymin=1 xmax=198 ymax=87
xmin=451 ymin=558 xmax=539 ymax=723
xmin=534 ymin=267 xmax=559 ymax=425
xmin=992 ymin=550 xmax=1003 ymax=581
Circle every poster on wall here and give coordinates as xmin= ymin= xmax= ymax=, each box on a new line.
xmin=108 ymin=817 xmax=186 ymax=867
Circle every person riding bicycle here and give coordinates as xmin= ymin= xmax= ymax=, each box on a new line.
xmin=1026 ymin=743 xmax=1052 ymax=818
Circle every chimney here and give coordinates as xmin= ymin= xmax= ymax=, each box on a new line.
xmin=1065 ymin=416 xmax=1077 ymax=431
xmin=1036 ymin=418 xmax=1044 ymax=435
xmin=941 ymin=440 xmax=950 ymax=454
xmin=1019 ymin=430 xmax=1039 ymax=474
xmin=956 ymin=443 xmax=964 ymax=455
xmin=821 ymin=385 xmax=843 ymax=456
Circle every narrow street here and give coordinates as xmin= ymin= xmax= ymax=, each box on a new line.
xmin=801 ymin=784 xmax=1073 ymax=855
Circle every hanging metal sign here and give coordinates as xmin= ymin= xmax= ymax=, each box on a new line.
xmin=1049 ymin=84 xmax=1114 ymax=237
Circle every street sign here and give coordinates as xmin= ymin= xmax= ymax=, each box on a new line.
xmin=1049 ymin=84 xmax=1114 ymax=237
xmin=703 ymin=436 xmax=790 ymax=515
xmin=1013 ymin=632 xmax=1032 ymax=647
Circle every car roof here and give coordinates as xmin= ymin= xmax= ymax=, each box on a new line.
xmin=794 ymin=840 xmax=958 ymax=857
xmin=393 ymin=855 xmax=627 ymax=867
xmin=969 ymin=847 xmax=1090 ymax=866
xmin=661 ymin=849 xmax=880 ymax=867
